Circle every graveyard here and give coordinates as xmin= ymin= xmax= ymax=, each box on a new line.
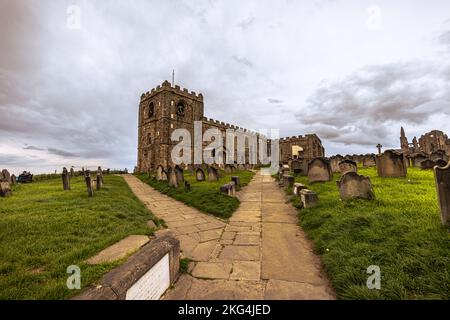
xmin=283 ymin=166 xmax=449 ymax=299
xmin=0 ymin=174 xmax=155 ymax=299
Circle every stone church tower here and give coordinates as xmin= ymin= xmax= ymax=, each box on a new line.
xmin=137 ymin=80 xmax=204 ymax=172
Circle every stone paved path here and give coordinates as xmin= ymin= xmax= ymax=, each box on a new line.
xmin=121 ymin=170 xmax=335 ymax=300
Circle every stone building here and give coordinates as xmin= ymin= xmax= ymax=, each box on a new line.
xmin=137 ymin=80 xmax=325 ymax=172
xmin=400 ymin=127 xmax=450 ymax=157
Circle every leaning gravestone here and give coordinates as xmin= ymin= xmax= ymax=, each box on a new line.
xmin=376 ymin=150 xmax=407 ymax=178
xmin=308 ymin=157 xmax=332 ymax=183
xmin=293 ymin=182 xmax=307 ymax=195
xmin=338 ymin=160 xmax=357 ymax=175
xmin=434 ymin=162 xmax=450 ymax=226
xmin=207 ymin=167 xmax=219 ymax=182
xmin=220 ymin=182 xmax=236 ymax=197
xmin=336 ymin=172 xmax=375 ymax=200
xmin=174 ymin=166 xmax=184 ymax=184
xmin=195 ymin=168 xmax=205 ymax=182
xmin=167 ymin=167 xmax=178 ymax=188
xmin=62 ymin=167 xmax=71 ymax=191
xmin=2 ymin=169 xmax=11 ymax=185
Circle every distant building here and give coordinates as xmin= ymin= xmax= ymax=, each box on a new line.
xmin=136 ymin=80 xmax=325 ymax=172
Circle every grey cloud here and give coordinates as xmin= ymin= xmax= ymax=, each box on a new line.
xmin=296 ymin=61 xmax=450 ymax=146
xmin=237 ymin=17 xmax=255 ymax=30
xmin=23 ymin=145 xmax=45 ymax=151
xmin=438 ymin=30 xmax=450 ymax=46
xmin=268 ymin=98 xmax=283 ymax=104
xmin=47 ymin=148 xmax=79 ymax=158
xmin=231 ymin=56 xmax=253 ymax=67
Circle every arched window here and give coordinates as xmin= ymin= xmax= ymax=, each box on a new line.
xmin=176 ymin=101 xmax=185 ymax=116
xmin=148 ymin=102 xmax=154 ymax=118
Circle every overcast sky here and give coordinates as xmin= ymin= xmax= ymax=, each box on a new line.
xmin=1 ymin=0 xmax=450 ymax=173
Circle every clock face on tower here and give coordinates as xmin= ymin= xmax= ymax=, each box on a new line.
xmin=177 ymin=102 xmax=185 ymax=117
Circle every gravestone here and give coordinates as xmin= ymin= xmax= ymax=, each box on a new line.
xmin=293 ymin=183 xmax=307 ymax=195
xmin=291 ymin=160 xmax=303 ymax=174
xmin=84 ymin=170 xmax=93 ymax=197
xmin=430 ymin=150 xmax=448 ymax=162
xmin=184 ymin=181 xmax=191 ymax=192
xmin=224 ymin=164 xmax=234 ymax=174
xmin=174 ymin=166 xmax=184 ymax=184
xmin=2 ymin=169 xmax=11 ymax=185
xmin=220 ymin=182 xmax=236 ymax=197
xmin=62 ymin=167 xmax=71 ymax=191
xmin=167 ymin=167 xmax=178 ymax=188
xmin=362 ymin=154 xmax=376 ymax=167
xmin=97 ymin=166 xmax=104 ymax=184
xmin=330 ymin=155 xmax=344 ymax=173
xmin=70 ymin=167 xmax=74 ymax=178
xmin=434 ymin=162 xmax=450 ymax=226
xmin=420 ymin=159 xmax=436 ymax=170
xmin=436 ymin=159 xmax=448 ymax=167
xmin=339 ymin=160 xmax=357 ymax=175
xmin=195 ymin=168 xmax=205 ymax=182
xmin=376 ymin=150 xmax=407 ymax=178
xmin=207 ymin=167 xmax=219 ymax=182
xmin=336 ymin=172 xmax=375 ymax=200
xmin=308 ymin=157 xmax=332 ymax=183
xmin=299 ymin=189 xmax=318 ymax=208
xmin=411 ymin=154 xmax=428 ymax=167
xmin=156 ymin=166 xmax=167 ymax=181
xmin=231 ymin=176 xmax=240 ymax=188
xmin=10 ymin=174 xmax=16 ymax=185
xmin=96 ymin=172 xmax=102 ymax=191
xmin=282 ymin=175 xmax=295 ymax=187
xmin=0 ymin=171 xmax=3 ymax=181
xmin=0 ymin=181 xmax=11 ymax=197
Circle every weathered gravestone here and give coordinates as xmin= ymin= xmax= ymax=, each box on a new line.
xmin=410 ymin=153 xmax=428 ymax=167
xmin=184 ymin=181 xmax=191 ymax=192
xmin=430 ymin=150 xmax=448 ymax=163
xmin=376 ymin=150 xmax=407 ymax=178
xmin=62 ymin=167 xmax=71 ymax=191
xmin=420 ymin=159 xmax=436 ymax=170
xmin=231 ymin=176 xmax=240 ymax=188
xmin=220 ymin=182 xmax=236 ymax=197
xmin=84 ymin=170 xmax=93 ymax=197
xmin=336 ymin=172 xmax=375 ymax=200
xmin=70 ymin=167 xmax=75 ymax=178
xmin=308 ymin=157 xmax=332 ymax=183
xmin=96 ymin=172 xmax=103 ymax=191
xmin=434 ymin=162 xmax=450 ymax=226
xmin=167 ymin=167 xmax=178 ymax=188
xmin=291 ymin=160 xmax=303 ymax=174
xmin=2 ymin=169 xmax=11 ymax=184
xmin=207 ymin=167 xmax=219 ymax=182
xmin=97 ymin=167 xmax=104 ymax=184
xmin=0 ymin=180 xmax=11 ymax=197
xmin=156 ymin=166 xmax=167 ymax=181
xmin=299 ymin=189 xmax=318 ymax=208
xmin=174 ymin=166 xmax=184 ymax=184
xmin=10 ymin=174 xmax=16 ymax=185
xmin=436 ymin=159 xmax=448 ymax=167
xmin=362 ymin=154 xmax=376 ymax=167
xmin=224 ymin=164 xmax=234 ymax=174
xmin=293 ymin=182 xmax=307 ymax=195
xmin=339 ymin=160 xmax=357 ymax=175
xmin=282 ymin=175 xmax=295 ymax=187
xmin=329 ymin=155 xmax=344 ymax=173
xmin=195 ymin=168 xmax=205 ymax=182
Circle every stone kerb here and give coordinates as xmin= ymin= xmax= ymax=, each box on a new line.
xmin=73 ymin=235 xmax=180 ymax=300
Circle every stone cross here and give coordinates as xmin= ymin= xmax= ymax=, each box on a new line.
xmin=376 ymin=144 xmax=382 ymax=155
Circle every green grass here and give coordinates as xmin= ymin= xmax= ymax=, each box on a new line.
xmin=287 ymin=166 xmax=450 ymax=300
xmin=0 ymin=175 xmax=154 ymax=300
xmin=136 ymin=170 xmax=255 ymax=219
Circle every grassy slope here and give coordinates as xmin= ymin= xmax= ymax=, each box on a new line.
xmin=289 ymin=166 xmax=450 ymax=300
xmin=0 ymin=175 xmax=153 ymax=300
xmin=136 ymin=170 xmax=255 ymax=219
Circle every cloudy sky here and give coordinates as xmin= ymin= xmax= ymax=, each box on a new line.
xmin=1 ymin=0 xmax=450 ymax=173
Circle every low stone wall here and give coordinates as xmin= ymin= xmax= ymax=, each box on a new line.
xmin=73 ymin=235 xmax=180 ymax=300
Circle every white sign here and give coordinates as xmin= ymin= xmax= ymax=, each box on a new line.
xmin=125 ymin=253 xmax=170 ymax=300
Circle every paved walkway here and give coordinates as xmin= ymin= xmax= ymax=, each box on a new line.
xmin=121 ymin=170 xmax=335 ymax=300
